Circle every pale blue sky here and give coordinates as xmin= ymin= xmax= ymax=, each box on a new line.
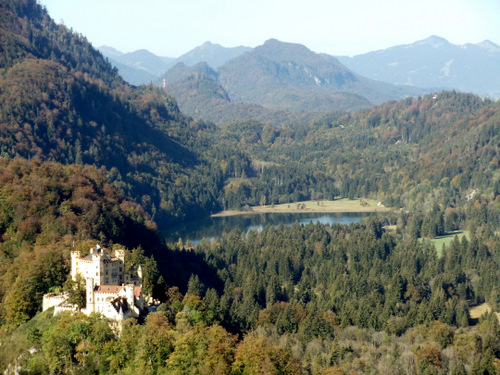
xmin=40 ymin=0 xmax=500 ymax=57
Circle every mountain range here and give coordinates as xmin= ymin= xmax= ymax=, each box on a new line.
xmin=161 ymin=62 xmax=318 ymax=126
xmin=98 ymin=42 xmax=251 ymax=86
xmin=336 ymin=35 xmax=500 ymax=97
xmin=100 ymin=35 xmax=500 ymax=124
xmin=101 ymin=36 xmax=500 ymax=102
xmin=160 ymin=39 xmax=426 ymax=123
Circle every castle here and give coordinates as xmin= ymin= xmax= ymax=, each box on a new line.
xmin=43 ymin=245 xmax=144 ymax=321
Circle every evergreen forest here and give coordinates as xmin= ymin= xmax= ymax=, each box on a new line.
xmin=0 ymin=0 xmax=499 ymax=374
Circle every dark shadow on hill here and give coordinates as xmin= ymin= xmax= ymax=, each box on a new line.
xmin=151 ymin=246 xmax=224 ymax=296
xmin=71 ymin=81 xmax=198 ymax=169
xmin=120 ymin=216 xmax=224 ymax=299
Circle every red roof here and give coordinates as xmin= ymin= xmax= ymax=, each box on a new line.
xmin=134 ymin=286 xmax=141 ymax=298
xmin=95 ymin=284 xmax=142 ymax=298
xmin=96 ymin=285 xmax=122 ymax=294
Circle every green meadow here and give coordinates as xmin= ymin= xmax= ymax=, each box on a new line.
xmin=420 ymin=230 xmax=470 ymax=257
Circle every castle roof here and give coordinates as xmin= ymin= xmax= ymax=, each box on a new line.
xmin=80 ymin=245 xmax=123 ymax=262
xmin=95 ymin=285 xmax=142 ymax=298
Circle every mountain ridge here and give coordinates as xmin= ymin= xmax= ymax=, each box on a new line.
xmin=336 ymin=35 xmax=500 ymax=95
xmin=173 ymin=41 xmax=252 ymax=69
xmin=161 ymin=38 xmax=427 ymax=121
xmin=99 ymin=42 xmax=251 ymax=85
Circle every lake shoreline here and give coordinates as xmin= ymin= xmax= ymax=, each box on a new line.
xmin=212 ymin=199 xmax=391 ymax=217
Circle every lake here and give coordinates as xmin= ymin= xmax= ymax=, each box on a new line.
xmin=162 ymin=212 xmax=373 ymax=245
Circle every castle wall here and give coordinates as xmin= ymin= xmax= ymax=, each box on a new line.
xmin=43 ymin=294 xmax=69 ymax=311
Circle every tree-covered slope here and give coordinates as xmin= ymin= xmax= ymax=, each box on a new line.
xmin=5 ymin=0 xmax=496 ymax=226
xmin=207 ymin=92 xmax=500 ymax=212
xmin=0 ymin=158 xmax=162 ymax=326
xmin=3 ymin=217 xmax=500 ymax=374
xmin=0 ymin=0 xmax=123 ymax=87
xmin=0 ymin=0 xmax=224 ymax=225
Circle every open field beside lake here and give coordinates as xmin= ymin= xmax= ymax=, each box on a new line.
xmin=212 ymin=198 xmax=391 ymax=217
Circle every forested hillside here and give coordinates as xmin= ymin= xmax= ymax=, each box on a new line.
xmin=2 ymin=216 xmax=500 ymax=374
xmin=0 ymin=0 xmax=225 ymax=225
xmin=0 ymin=158 xmax=163 ymax=326
xmin=2 ymin=0 xmax=498 ymax=226
xmin=202 ymin=92 xmax=499 ymax=216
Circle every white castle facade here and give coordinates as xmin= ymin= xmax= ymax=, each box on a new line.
xmin=43 ymin=245 xmax=144 ymax=321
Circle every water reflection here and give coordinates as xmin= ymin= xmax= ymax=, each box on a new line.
xmin=163 ymin=212 xmax=372 ymax=245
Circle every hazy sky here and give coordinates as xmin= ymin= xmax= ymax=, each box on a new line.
xmin=40 ymin=0 xmax=500 ymax=57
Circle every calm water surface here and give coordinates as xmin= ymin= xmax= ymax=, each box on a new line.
xmin=163 ymin=212 xmax=373 ymax=245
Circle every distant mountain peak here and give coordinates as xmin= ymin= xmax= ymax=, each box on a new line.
xmin=336 ymin=35 xmax=500 ymax=95
xmin=417 ymin=35 xmax=450 ymax=48
xmin=261 ymin=38 xmax=306 ymax=49
xmin=476 ymin=40 xmax=500 ymax=52
xmin=98 ymin=45 xmax=123 ymax=58
xmin=200 ymin=41 xmax=217 ymax=48
xmin=263 ymin=38 xmax=280 ymax=45
xmin=256 ymin=39 xmax=318 ymax=61
xmin=174 ymin=42 xmax=251 ymax=69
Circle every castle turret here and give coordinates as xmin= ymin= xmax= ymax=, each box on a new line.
xmin=91 ymin=247 xmax=106 ymax=286
xmin=125 ymin=284 xmax=134 ymax=306
xmin=70 ymin=251 xmax=81 ymax=281
xmin=137 ymin=265 xmax=143 ymax=283
xmin=86 ymin=278 xmax=95 ymax=313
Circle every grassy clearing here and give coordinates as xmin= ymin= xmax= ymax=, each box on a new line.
xmin=470 ymin=303 xmax=492 ymax=319
xmin=420 ymin=230 xmax=470 ymax=257
xmin=213 ymin=198 xmax=391 ymax=217
xmin=469 ymin=302 xmax=500 ymax=323
xmin=383 ymin=225 xmax=397 ymax=232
